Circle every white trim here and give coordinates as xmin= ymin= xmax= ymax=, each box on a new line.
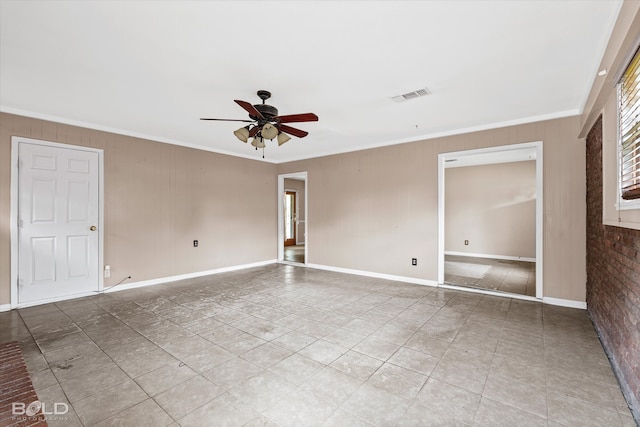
xmin=445 ymin=251 xmax=536 ymax=263
xmin=10 ymin=136 xmax=105 ymax=309
xmin=0 ymin=304 xmax=12 ymax=312
xmin=543 ymin=297 xmax=587 ymax=310
xmin=278 ymin=172 xmax=308 ymax=263
xmin=273 ymin=109 xmax=578 ymax=164
xmin=103 ymin=259 xmax=277 ymax=294
xmin=439 ymin=283 xmax=540 ymax=303
xmin=11 ymin=291 xmax=99 ymax=310
xmin=0 ymin=107 xmax=280 ymax=164
xmin=438 ymin=141 xmax=544 ymax=299
xmin=306 ymin=263 xmax=439 ymax=288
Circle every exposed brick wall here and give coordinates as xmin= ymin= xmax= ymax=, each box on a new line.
xmin=0 ymin=341 xmax=47 ymax=426
xmin=586 ymin=115 xmax=640 ymax=420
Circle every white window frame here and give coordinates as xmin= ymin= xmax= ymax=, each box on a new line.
xmin=617 ymin=46 xmax=640 ymax=210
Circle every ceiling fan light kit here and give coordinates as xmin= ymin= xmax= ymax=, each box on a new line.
xmin=201 ymin=90 xmax=318 ymax=157
xmin=233 ymin=126 xmax=250 ymax=143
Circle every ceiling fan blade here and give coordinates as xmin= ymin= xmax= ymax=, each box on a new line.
xmin=278 ymin=124 xmax=309 ymax=138
xmin=276 ymin=113 xmax=319 ymax=123
xmin=249 ymin=127 xmax=260 ymax=137
xmin=200 ymin=118 xmax=255 ymax=122
xmin=235 ymin=99 xmax=264 ymax=119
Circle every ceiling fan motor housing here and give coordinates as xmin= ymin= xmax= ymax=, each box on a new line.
xmin=252 ymin=104 xmax=279 ymax=121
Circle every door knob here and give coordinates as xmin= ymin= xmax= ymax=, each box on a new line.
xmin=90 ymin=226 xmax=97 ymax=231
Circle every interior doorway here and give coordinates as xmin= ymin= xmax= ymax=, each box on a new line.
xmin=278 ymin=172 xmax=307 ymax=264
xmin=284 ymin=191 xmax=297 ymax=246
xmin=438 ymin=142 xmax=543 ymax=300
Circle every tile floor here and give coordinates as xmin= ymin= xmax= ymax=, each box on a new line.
xmin=445 ymin=255 xmax=536 ymax=297
xmin=283 ymin=245 xmax=305 ymax=264
xmin=0 ymin=264 xmax=636 ymax=426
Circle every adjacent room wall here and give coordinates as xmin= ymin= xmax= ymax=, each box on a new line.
xmin=284 ymin=178 xmax=306 ymax=244
xmin=278 ymin=116 xmax=586 ymax=302
xmin=0 ymin=112 xmax=277 ymax=306
xmin=445 ymin=161 xmax=536 ymax=259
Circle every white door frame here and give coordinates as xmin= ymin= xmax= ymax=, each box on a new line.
xmin=10 ymin=136 xmax=105 ymax=308
xmin=438 ymin=141 xmax=543 ymax=300
xmin=278 ymin=172 xmax=307 ymax=263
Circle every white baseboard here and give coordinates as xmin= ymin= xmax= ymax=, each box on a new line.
xmin=543 ymin=297 xmax=587 ymax=309
xmin=439 ymin=283 xmax=541 ymax=302
xmin=0 ymin=304 xmax=12 ymax=312
xmin=102 ymin=259 xmax=278 ymax=294
xmin=445 ymin=251 xmax=536 ymax=263
xmin=306 ymin=263 xmax=439 ymax=287
xmin=9 ymin=291 xmax=98 ymax=310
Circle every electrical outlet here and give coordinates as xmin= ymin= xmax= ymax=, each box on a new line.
xmin=411 ymin=258 xmax=417 ymax=266
xmin=104 ymin=265 xmax=111 ymax=278
xmin=464 ymin=240 xmax=469 ymax=245
xmin=193 ymin=240 xmax=198 ymax=247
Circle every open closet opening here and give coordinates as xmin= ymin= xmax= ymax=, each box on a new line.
xmin=438 ymin=142 xmax=543 ymax=300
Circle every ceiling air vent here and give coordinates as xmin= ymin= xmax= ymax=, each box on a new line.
xmin=392 ymin=87 xmax=431 ymax=103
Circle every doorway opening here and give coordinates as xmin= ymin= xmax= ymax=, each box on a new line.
xmin=438 ymin=142 xmax=543 ymax=300
xmin=278 ymin=172 xmax=307 ymax=265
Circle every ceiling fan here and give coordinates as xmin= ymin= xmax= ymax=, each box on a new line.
xmin=200 ymin=90 xmax=318 ymax=155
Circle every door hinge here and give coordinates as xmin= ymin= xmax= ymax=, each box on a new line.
xmin=17 ymin=277 xmax=24 ymax=287
xmin=18 ymin=218 xmax=23 ymax=228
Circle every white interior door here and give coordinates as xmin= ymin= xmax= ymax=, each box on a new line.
xmin=18 ymin=142 xmax=100 ymax=304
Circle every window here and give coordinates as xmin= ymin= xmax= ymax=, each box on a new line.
xmin=619 ymin=46 xmax=640 ymax=201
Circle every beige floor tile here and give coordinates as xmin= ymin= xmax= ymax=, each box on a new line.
xmin=73 ymin=379 xmax=148 ymax=425
xmin=299 ymin=339 xmax=349 ymax=365
xmin=271 ymin=330 xmax=318 ymax=352
xmin=415 ymin=378 xmax=481 ymax=423
xmin=48 ymin=348 xmax=115 ymax=383
xmin=387 ymin=346 xmax=440 ymax=376
xmin=430 ymin=347 xmax=493 ymax=394
xmin=153 ymin=375 xmax=224 ymax=419
xmin=322 ymin=409 xmax=374 ymax=427
xmin=473 ymin=397 xmax=547 ymax=427
xmin=93 ymin=398 xmax=173 ymax=427
xmin=399 ymin=401 xmax=465 ymax=427
xmin=367 ymin=362 xmax=428 ymax=399
xmin=261 ymin=389 xmax=337 ymax=427
xmin=268 ymin=353 xmax=324 ymax=385
xmin=10 ymin=264 xmax=633 ymax=427
xmin=341 ymin=383 xmax=411 ymax=426
xmin=330 ymin=350 xmax=384 ymax=381
xmin=202 ymin=356 xmax=263 ymax=390
xmin=134 ymin=361 xmax=197 ymax=396
xmin=404 ymin=332 xmax=451 ymax=358
xmin=228 ymin=371 xmax=296 ymax=412
xmin=241 ymin=342 xmax=294 ymax=368
xmin=60 ymin=364 xmax=130 ymax=403
xmin=218 ymin=331 xmax=267 ymax=354
xmin=482 ymin=370 xmax=547 ymax=418
xmin=299 ymin=366 xmax=363 ymax=406
xmin=177 ymin=392 xmax=260 ymax=427
xmin=116 ymin=347 xmax=178 ymax=378
xmin=547 ymin=390 xmax=625 ymax=427
xmin=352 ymin=336 xmax=399 ymax=361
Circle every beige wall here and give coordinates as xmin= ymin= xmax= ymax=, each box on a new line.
xmin=445 ymin=161 xmax=536 ymax=258
xmin=284 ymin=178 xmax=306 ymax=244
xmin=278 ymin=116 xmax=586 ymax=302
xmin=0 ymin=113 xmax=277 ymax=306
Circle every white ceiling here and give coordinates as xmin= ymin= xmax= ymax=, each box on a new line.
xmin=0 ymin=1 xmax=621 ymax=164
